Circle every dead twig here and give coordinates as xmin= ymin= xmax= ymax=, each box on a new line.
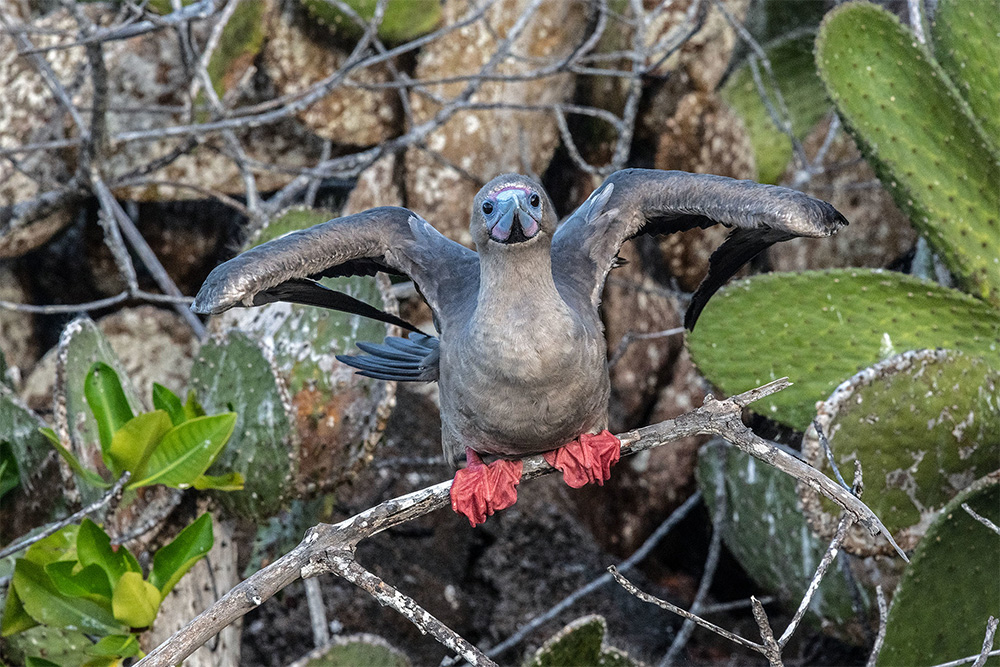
xmin=751 ymin=596 xmax=783 ymax=667
xmin=609 ymin=566 xmax=765 ymax=654
xmin=866 ymin=585 xmax=888 ymax=667
xmin=484 ymin=490 xmax=704 ymax=658
xmin=962 ymin=503 xmax=1000 ymax=536
xmin=660 ymin=446 xmax=726 ymax=665
xmin=0 ymin=472 xmax=131 ymax=561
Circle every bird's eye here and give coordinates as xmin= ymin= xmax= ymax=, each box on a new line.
xmin=529 ymin=193 xmax=540 ymax=207
xmin=482 ymin=201 xmax=494 ymax=215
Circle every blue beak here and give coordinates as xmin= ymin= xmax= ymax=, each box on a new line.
xmin=489 ymin=190 xmax=540 ymax=243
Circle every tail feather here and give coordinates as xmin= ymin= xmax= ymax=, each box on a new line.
xmin=337 ymin=332 xmax=440 ymax=382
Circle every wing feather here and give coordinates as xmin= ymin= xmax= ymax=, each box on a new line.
xmin=192 ymin=206 xmax=479 ymax=329
xmin=552 ymin=169 xmax=847 ymax=328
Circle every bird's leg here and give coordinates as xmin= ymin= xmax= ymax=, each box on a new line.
xmin=542 ymin=430 xmax=621 ymax=489
xmin=450 ymin=448 xmax=523 ymax=527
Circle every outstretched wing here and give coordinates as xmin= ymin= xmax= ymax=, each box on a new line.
xmin=192 ymin=206 xmax=479 ymax=330
xmin=551 ymin=169 xmax=848 ymax=329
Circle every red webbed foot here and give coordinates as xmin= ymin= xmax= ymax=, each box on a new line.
xmin=543 ymin=430 xmax=621 ymax=489
xmin=450 ymin=448 xmax=524 ymax=526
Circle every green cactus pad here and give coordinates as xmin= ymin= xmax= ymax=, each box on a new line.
xmin=932 ymin=0 xmax=1000 ymax=146
xmin=687 ymin=269 xmax=1000 ymax=430
xmin=53 ymin=317 xmax=145 ymax=503
xmin=205 ymin=0 xmax=267 ymax=99
xmin=697 ymin=444 xmax=868 ymax=638
xmin=816 ymin=2 xmax=1000 ymax=305
xmin=0 ymin=386 xmax=49 ymax=494
xmin=525 ymin=615 xmax=639 ymax=667
xmin=876 ymin=472 xmax=999 ymax=666
xmin=301 ymin=0 xmax=441 ymax=44
xmin=0 ymin=626 xmax=92 ymax=666
xmin=189 ymin=330 xmax=298 ymax=519
xmin=299 ymin=633 xmax=410 ymax=666
xmin=800 ymin=349 xmax=1000 ymax=556
xmin=225 ymin=207 xmax=395 ymax=495
xmin=721 ymin=34 xmax=829 ymax=184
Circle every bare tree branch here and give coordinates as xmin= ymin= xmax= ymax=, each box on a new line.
xmin=136 ymin=380 xmax=900 ymax=666
xmin=751 ymin=596 xmax=783 ymax=667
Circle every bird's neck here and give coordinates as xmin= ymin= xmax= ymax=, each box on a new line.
xmin=477 ymin=240 xmax=561 ymax=303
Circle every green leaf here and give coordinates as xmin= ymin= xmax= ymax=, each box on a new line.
xmin=39 ymin=427 xmax=110 ymax=489
xmin=83 ymin=362 xmax=134 ymax=456
xmin=0 ymin=440 xmax=20 ymax=499
xmin=128 ymin=413 xmax=237 ymax=490
xmin=191 ymin=471 xmax=244 ymax=491
xmin=11 ymin=559 xmax=123 ymax=635
xmin=152 ymin=383 xmax=186 ymax=426
xmin=111 ymin=572 xmax=160 ymax=629
xmin=106 ymin=410 xmax=172 ymax=479
xmin=183 ymin=391 xmax=206 ymax=421
xmin=76 ymin=519 xmax=140 ymax=586
xmin=1 ymin=581 xmax=39 ymax=636
xmin=25 ymin=658 xmax=62 ymax=667
xmin=23 ymin=525 xmax=78 ymax=567
xmin=150 ymin=513 xmax=213 ymax=596
xmin=86 ymin=633 xmax=142 ymax=658
xmin=45 ymin=561 xmax=113 ymax=601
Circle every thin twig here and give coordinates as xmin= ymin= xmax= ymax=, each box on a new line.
xmin=751 ymin=596 xmax=783 ymax=667
xmin=90 ymin=176 xmax=207 ymax=339
xmin=0 ymin=472 xmax=131 ymax=560
xmin=972 ymin=617 xmax=999 ymax=667
xmin=485 ymin=491 xmax=703 ymax=658
xmin=812 ymin=418 xmax=849 ymax=491
xmin=661 ymin=447 xmax=727 ymax=665
xmin=609 ymin=566 xmax=765 ymax=654
xmin=962 ymin=503 xmax=1000 ymax=536
xmin=326 ymin=557 xmax=498 ymax=667
xmin=777 ymin=513 xmax=853 ymax=647
xmin=866 ymin=585 xmax=888 ymax=667
xmin=908 ymin=0 xmax=927 ymax=45
xmin=609 ymin=327 xmax=685 ymax=368
xmin=304 ymin=578 xmax=330 ymax=648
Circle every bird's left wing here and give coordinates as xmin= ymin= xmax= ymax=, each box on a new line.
xmin=551 ymin=169 xmax=848 ymax=328
xmin=192 ymin=206 xmax=479 ymax=330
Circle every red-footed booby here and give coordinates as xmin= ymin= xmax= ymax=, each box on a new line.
xmin=192 ymin=169 xmax=848 ymax=526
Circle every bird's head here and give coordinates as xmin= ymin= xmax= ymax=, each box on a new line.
xmin=471 ymin=174 xmax=555 ymax=250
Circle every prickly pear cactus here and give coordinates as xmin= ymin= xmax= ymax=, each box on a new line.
xmin=799 ymin=349 xmax=1000 ymax=556
xmin=189 ymin=330 xmax=297 ymax=520
xmin=204 ymin=0 xmax=267 ymax=99
xmin=877 ymin=472 xmax=999 ymax=666
xmin=215 ymin=207 xmax=396 ymax=497
xmin=0 ymin=626 xmax=92 ymax=666
xmin=721 ymin=34 xmax=828 ymax=184
xmin=525 ymin=615 xmax=639 ymax=667
xmin=300 ymin=0 xmax=441 ymax=44
xmin=696 ymin=443 xmax=870 ymax=639
xmin=298 ymin=634 xmax=410 ymax=666
xmin=687 ymin=269 xmax=1000 ymax=430
xmin=0 ymin=385 xmax=49 ymax=496
xmin=815 ymin=1 xmax=1000 ymax=305
xmin=52 ymin=317 xmax=145 ymax=504
xmin=931 ymin=0 xmax=1000 ymax=144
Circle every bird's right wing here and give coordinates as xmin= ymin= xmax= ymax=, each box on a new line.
xmin=192 ymin=206 xmax=479 ymax=329
xmin=552 ymin=169 xmax=848 ymax=329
